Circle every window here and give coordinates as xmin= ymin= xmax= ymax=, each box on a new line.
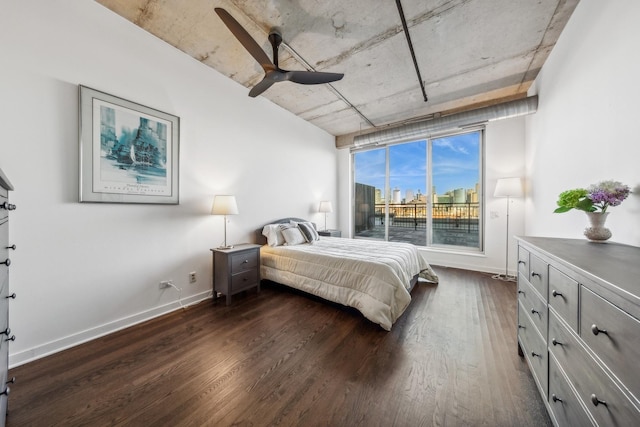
xmin=353 ymin=129 xmax=483 ymax=251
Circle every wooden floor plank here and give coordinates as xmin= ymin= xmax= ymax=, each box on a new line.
xmin=7 ymin=266 xmax=551 ymax=426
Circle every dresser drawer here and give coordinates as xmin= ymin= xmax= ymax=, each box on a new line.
xmin=549 ymin=310 xmax=640 ymax=426
xmin=548 ymin=353 xmax=595 ymax=427
xmin=518 ymin=277 xmax=548 ymax=340
xmin=230 ymin=268 xmax=259 ymax=292
xmin=518 ymin=302 xmax=548 ymax=398
xmin=548 ymin=266 xmax=578 ymax=332
xmin=230 ymin=250 xmax=259 ymax=274
xmin=580 ymin=286 xmax=640 ymax=402
xmin=529 ymin=254 xmax=548 ymax=302
xmin=518 ymin=246 xmax=530 ymax=278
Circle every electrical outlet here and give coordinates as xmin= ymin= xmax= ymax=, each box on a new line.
xmin=189 ymin=272 xmax=196 ymax=283
xmin=159 ymin=280 xmax=173 ymax=289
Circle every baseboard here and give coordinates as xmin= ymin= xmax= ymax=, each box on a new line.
xmin=9 ymin=291 xmax=212 ymax=368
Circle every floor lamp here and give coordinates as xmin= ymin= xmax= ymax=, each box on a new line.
xmin=211 ymin=195 xmax=239 ymax=249
xmin=492 ymin=177 xmax=523 ymax=281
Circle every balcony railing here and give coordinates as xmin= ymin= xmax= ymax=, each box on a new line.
xmin=369 ymin=202 xmax=480 ymax=232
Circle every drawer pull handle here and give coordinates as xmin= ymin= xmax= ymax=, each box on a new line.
xmin=531 ymin=351 xmax=542 ymax=358
xmin=591 ymin=324 xmax=608 ymax=336
xmin=531 ymin=308 xmax=540 ymax=316
xmin=5 ymin=335 xmax=15 ymax=342
xmin=1 ymin=202 xmax=16 ymax=211
xmin=590 ymin=394 xmax=606 ymax=407
xmin=517 ymin=290 xmax=525 ymax=295
xmin=531 ymin=271 xmax=541 ymax=279
xmin=5 ymin=377 xmax=15 ymax=385
xmin=6 ymin=293 xmax=16 ymax=299
xmin=6 ymin=244 xmax=16 ymax=250
xmin=551 ymin=338 xmax=564 ymax=346
xmin=0 ymin=387 xmax=9 ymax=396
xmin=1 ymin=258 xmax=10 ymax=267
xmin=551 ymin=290 xmax=563 ymax=298
xmin=518 ymin=324 xmax=525 ymax=329
xmin=1 ymin=328 xmax=10 ymax=336
xmin=243 ymin=260 xmax=249 ymax=263
xmin=551 ymin=394 xmax=563 ymax=403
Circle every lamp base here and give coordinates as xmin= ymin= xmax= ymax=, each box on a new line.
xmin=491 ymin=273 xmax=517 ymax=282
xmin=217 ymin=244 xmax=234 ymax=250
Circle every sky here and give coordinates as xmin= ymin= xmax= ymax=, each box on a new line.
xmin=354 ymin=131 xmax=480 ymax=198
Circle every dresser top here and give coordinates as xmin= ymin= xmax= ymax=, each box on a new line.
xmin=0 ymin=168 xmax=13 ymax=191
xmin=516 ymin=236 xmax=640 ymax=307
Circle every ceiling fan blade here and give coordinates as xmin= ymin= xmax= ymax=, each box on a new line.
xmin=248 ymin=76 xmax=277 ymax=97
xmin=214 ymin=8 xmax=273 ymax=70
xmin=285 ymin=71 xmax=344 ymax=85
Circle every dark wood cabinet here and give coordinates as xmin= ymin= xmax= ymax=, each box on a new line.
xmin=516 ymin=236 xmax=640 ymax=426
xmin=211 ymin=244 xmax=261 ymax=305
xmin=318 ymin=229 xmax=341 ymax=237
xmin=0 ymin=169 xmax=15 ymax=427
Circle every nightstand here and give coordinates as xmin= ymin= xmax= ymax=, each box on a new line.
xmin=211 ymin=244 xmax=261 ymax=305
xmin=318 ymin=229 xmax=341 ymax=237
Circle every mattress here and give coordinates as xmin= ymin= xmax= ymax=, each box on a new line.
xmin=260 ymin=237 xmax=438 ymax=330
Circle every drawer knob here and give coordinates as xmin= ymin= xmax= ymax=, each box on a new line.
xmin=518 ymin=324 xmax=525 ymax=329
xmin=5 ymin=335 xmax=15 ymax=342
xmin=590 ymin=394 xmax=606 ymax=407
xmin=1 ymin=328 xmax=10 ymax=336
xmin=551 ymin=338 xmax=564 ymax=346
xmin=531 ymin=351 xmax=542 ymax=358
xmin=531 ymin=308 xmax=540 ymax=316
xmin=243 ymin=259 xmax=249 ymax=263
xmin=551 ymin=290 xmax=563 ymax=298
xmin=6 ymin=293 xmax=16 ymax=299
xmin=0 ymin=387 xmax=9 ymax=396
xmin=551 ymin=394 xmax=563 ymax=403
xmin=5 ymin=244 xmax=16 ymax=250
xmin=5 ymin=377 xmax=15 ymax=385
xmin=1 ymin=258 xmax=10 ymax=267
xmin=1 ymin=202 xmax=16 ymax=211
xmin=531 ymin=271 xmax=541 ymax=279
xmin=517 ymin=290 xmax=525 ymax=295
xmin=591 ymin=324 xmax=608 ymax=336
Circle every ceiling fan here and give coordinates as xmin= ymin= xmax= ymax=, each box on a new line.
xmin=215 ymin=8 xmax=344 ymax=97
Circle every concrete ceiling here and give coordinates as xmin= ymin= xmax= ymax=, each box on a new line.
xmin=95 ymin=0 xmax=579 ymax=139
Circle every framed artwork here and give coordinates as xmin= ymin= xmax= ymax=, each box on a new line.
xmin=79 ymin=85 xmax=180 ymax=204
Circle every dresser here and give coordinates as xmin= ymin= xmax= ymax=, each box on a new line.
xmin=516 ymin=236 xmax=640 ymax=426
xmin=0 ymin=169 xmax=15 ymax=427
xmin=211 ymin=244 xmax=261 ymax=305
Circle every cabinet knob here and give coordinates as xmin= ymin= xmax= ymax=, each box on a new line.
xmin=531 ymin=271 xmax=541 ymax=279
xmin=0 ymin=387 xmax=9 ymax=396
xmin=531 ymin=308 xmax=540 ymax=316
xmin=243 ymin=259 xmax=249 ymax=264
xmin=591 ymin=324 xmax=608 ymax=336
xmin=517 ymin=290 xmax=525 ymax=295
xmin=1 ymin=328 xmax=10 ymax=336
xmin=531 ymin=351 xmax=542 ymax=358
xmin=5 ymin=335 xmax=15 ymax=342
xmin=5 ymin=377 xmax=15 ymax=385
xmin=1 ymin=202 xmax=16 ymax=211
xmin=551 ymin=394 xmax=563 ymax=403
xmin=551 ymin=290 xmax=563 ymax=298
xmin=551 ymin=338 xmax=564 ymax=346
xmin=5 ymin=244 xmax=16 ymax=250
xmin=590 ymin=394 xmax=606 ymax=407
xmin=518 ymin=324 xmax=525 ymax=329
xmin=6 ymin=293 xmax=16 ymax=299
xmin=1 ymin=258 xmax=10 ymax=267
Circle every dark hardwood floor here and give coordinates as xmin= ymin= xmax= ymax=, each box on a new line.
xmin=7 ymin=267 xmax=551 ymax=426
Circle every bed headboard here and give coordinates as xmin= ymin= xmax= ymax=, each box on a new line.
xmin=255 ymin=218 xmax=316 ymax=245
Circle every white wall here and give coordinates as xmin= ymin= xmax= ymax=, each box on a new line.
xmin=337 ymin=116 xmax=527 ymax=275
xmin=1 ymin=0 xmax=337 ymax=367
xmin=525 ymin=0 xmax=640 ymax=246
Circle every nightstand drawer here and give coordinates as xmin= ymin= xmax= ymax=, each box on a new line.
xmin=231 ymin=269 xmax=259 ymax=292
xmin=230 ymin=250 xmax=258 ymax=274
xmin=581 ymin=286 xmax=640 ymax=401
xmin=549 ymin=266 xmax=578 ymax=332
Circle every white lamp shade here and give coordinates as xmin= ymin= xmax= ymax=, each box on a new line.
xmin=211 ymin=195 xmax=239 ymax=215
xmin=319 ymin=201 xmax=333 ymax=213
xmin=494 ymin=177 xmax=524 ymax=198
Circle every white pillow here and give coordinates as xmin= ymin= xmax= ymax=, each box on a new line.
xmin=262 ymin=224 xmax=285 ymax=247
xmin=281 ymin=226 xmax=307 ymax=245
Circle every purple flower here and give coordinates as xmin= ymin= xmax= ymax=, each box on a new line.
xmin=587 ymin=180 xmax=631 ymax=213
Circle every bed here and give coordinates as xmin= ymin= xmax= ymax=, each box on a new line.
xmin=258 ymin=218 xmax=438 ymax=330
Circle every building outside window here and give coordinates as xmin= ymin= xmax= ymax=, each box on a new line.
xmin=353 ymin=129 xmax=483 ymax=251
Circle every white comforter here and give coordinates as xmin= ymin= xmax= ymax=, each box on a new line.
xmin=260 ymin=237 xmax=438 ymax=330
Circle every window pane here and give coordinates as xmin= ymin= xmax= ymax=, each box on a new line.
xmin=431 ymin=131 xmax=481 ymax=249
xmin=354 ymin=148 xmax=385 ymax=240
xmin=388 ymin=140 xmax=427 ymax=245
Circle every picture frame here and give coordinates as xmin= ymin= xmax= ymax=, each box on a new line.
xmin=79 ymin=85 xmax=180 ymax=204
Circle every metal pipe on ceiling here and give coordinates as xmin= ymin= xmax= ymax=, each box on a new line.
xmin=396 ymin=0 xmax=428 ymax=103
xmin=352 ymin=95 xmax=538 ymax=148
